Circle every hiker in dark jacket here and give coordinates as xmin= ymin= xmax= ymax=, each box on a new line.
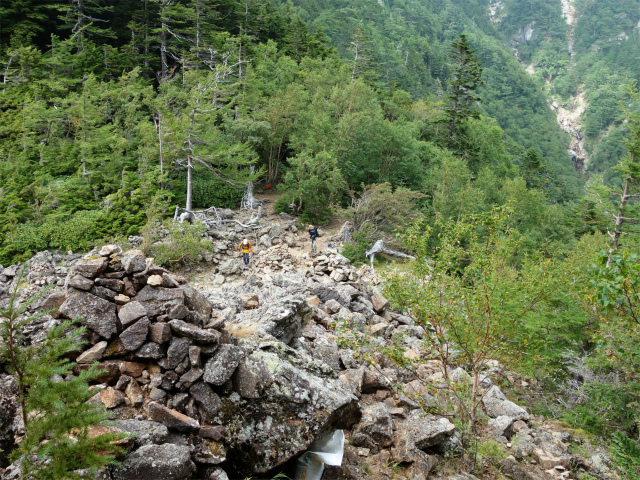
xmin=308 ymin=224 xmax=318 ymax=253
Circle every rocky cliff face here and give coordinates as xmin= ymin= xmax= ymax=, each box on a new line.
xmin=0 ymin=216 xmax=618 ymax=479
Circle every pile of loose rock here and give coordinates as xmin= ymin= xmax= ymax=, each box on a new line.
xmin=0 ymin=242 xmax=618 ymax=480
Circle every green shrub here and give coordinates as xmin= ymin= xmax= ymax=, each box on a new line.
xmin=149 ymin=222 xmax=212 ymax=267
xmin=611 ymin=432 xmax=640 ymax=479
xmin=174 ymin=172 xmax=244 ymax=209
xmin=341 ymin=227 xmax=374 ymax=266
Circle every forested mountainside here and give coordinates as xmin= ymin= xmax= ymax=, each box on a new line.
xmin=0 ymin=0 xmax=586 ymax=264
xmin=2 ymin=1 xmax=640 ymax=478
xmin=490 ymin=0 xmax=640 ymax=179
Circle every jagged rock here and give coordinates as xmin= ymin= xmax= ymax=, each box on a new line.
xmin=111 ymin=443 xmax=196 ymax=480
xmin=115 ymin=375 xmax=132 ymax=390
xmin=193 ymin=437 xmax=227 ymax=465
xmin=0 ymin=377 xmax=18 ymax=467
xmin=95 ymin=278 xmax=124 ymax=292
xmin=392 ymin=411 xmax=456 ymax=461
xmin=125 ymin=379 xmax=144 ymax=407
xmin=370 ymin=294 xmax=390 ymax=313
xmin=159 ymin=337 xmax=192 ymax=369
xmin=169 ymin=304 xmax=189 ymax=320
xmin=179 ymin=368 xmax=204 ymax=389
xmin=116 ymin=419 xmax=169 ymax=448
xmin=121 ymin=250 xmax=146 ymax=274
xmin=91 ymin=285 xmax=119 ymax=302
xmin=149 ymin=323 xmax=172 ymax=344
xmin=135 ymin=342 xmax=166 ymax=359
xmin=182 ymin=285 xmax=214 ymax=318
xmin=100 ymin=387 xmax=126 ymax=409
xmin=190 ymin=382 xmax=223 ymax=421
xmin=189 ymin=346 xmax=201 ymax=368
xmin=218 ymin=259 xmax=241 ymax=276
xmin=99 ymin=245 xmax=122 ymax=256
xmin=240 ymin=293 xmax=259 ymax=310
xmin=200 ymin=425 xmax=225 ymax=441
xmin=500 ymin=456 xmax=547 ymax=480
xmin=68 ymin=274 xmax=95 ymax=291
xmin=38 ymin=291 xmax=67 ymax=318
xmin=224 ymin=348 xmax=360 ymax=475
xmin=147 ymin=402 xmax=200 ymax=433
xmin=117 ymin=301 xmax=147 ymax=329
xmin=230 ymin=296 xmax=312 ymax=344
xmin=203 ymin=344 xmax=244 ymax=386
xmin=147 ymin=275 xmax=163 ymax=286
xmin=76 ymin=341 xmax=108 ymax=364
xmin=59 ymin=289 xmax=118 ymax=340
xmin=169 ymin=320 xmax=221 ymax=344
xmin=488 ymin=415 xmax=516 ymax=439
xmin=135 ymin=286 xmax=185 ymax=317
xmin=119 ymin=317 xmax=150 ymax=351
xmin=442 ymin=475 xmax=480 ymax=480
xmin=483 ymin=385 xmax=529 ymax=420
xmin=114 ymin=294 xmax=130 ymax=305
xmin=75 ymin=257 xmax=109 ymax=279
xmin=352 ymin=403 xmax=394 ymax=452
xmin=532 ymin=448 xmax=571 ymax=470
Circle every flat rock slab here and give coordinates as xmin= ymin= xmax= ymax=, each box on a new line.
xmin=118 ymin=301 xmax=147 ymax=329
xmin=203 ymin=344 xmax=244 ymax=386
xmin=112 ymin=443 xmax=195 ymax=480
xmin=147 ymin=401 xmax=200 ymax=433
xmin=169 ymin=320 xmax=220 ymax=344
xmin=76 ymin=341 xmax=108 ymax=364
xmin=75 ymin=257 xmax=109 ymax=279
xmin=120 ymin=317 xmax=150 ymax=351
xmin=135 ymin=286 xmax=184 ymax=317
xmin=223 ymin=348 xmax=360 ymax=476
xmin=59 ymin=289 xmax=117 ymax=339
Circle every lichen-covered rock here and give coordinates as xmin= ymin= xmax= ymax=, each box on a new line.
xmin=169 ymin=320 xmax=220 ymax=344
xmin=203 ymin=344 xmax=244 ymax=386
xmin=483 ymin=386 xmax=529 ymax=421
xmin=75 ymin=257 xmax=109 ymax=279
xmin=0 ymin=377 xmax=18 ymax=467
xmin=118 ymin=301 xmax=147 ymax=329
xmin=119 ymin=317 xmax=150 ymax=351
xmin=182 ymin=284 xmax=214 ymax=318
xmin=68 ymin=274 xmax=94 ymax=291
xmin=135 ymin=286 xmax=185 ymax=317
xmin=190 ymin=382 xmax=223 ymax=421
xmin=352 ymin=402 xmax=394 ymax=452
xmin=223 ymin=348 xmax=360 ymax=476
xmin=230 ymin=296 xmax=312 ymax=344
xmin=59 ymin=289 xmax=118 ymax=339
xmin=111 ymin=443 xmax=195 ymax=480
xmin=121 ymin=250 xmax=146 ymax=274
xmin=392 ymin=410 xmax=456 ymax=462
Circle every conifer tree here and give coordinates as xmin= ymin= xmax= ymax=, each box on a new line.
xmin=444 ymin=34 xmax=484 ymax=141
xmin=348 ymin=24 xmax=375 ymax=82
xmin=0 ymin=266 xmax=124 ymax=479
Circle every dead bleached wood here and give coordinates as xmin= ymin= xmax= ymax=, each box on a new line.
xmin=365 ymin=240 xmax=415 ymax=268
xmin=174 ymin=205 xmax=261 ymax=228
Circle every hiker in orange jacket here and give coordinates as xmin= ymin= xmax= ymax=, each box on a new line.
xmin=238 ymin=238 xmax=254 ymax=265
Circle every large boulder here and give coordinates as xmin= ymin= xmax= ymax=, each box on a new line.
xmin=111 ymin=443 xmax=195 ymax=480
xmin=59 ymin=289 xmax=118 ymax=339
xmin=482 ymin=386 xmax=529 ymax=421
xmin=229 ymin=296 xmax=312 ymax=344
xmin=223 ymin=348 xmax=360 ymax=476
xmin=135 ymin=286 xmax=185 ymax=317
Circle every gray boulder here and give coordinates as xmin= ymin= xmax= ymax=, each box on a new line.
xmin=483 ymin=386 xmax=529 ymax=420
xmin=352 ymin=402 xmax=394 ymax=452
xmin=59 ymin=289 xmax=118 ymax=339
xmin=169 ymin=320 xmax=220 ymax=344
xmin=121 ymin=250 xmax=146 ymax=274
xmin=230 ymin=296 xmax=312 ymax=344
xmin=223 ymin=348 xmax=360 ymax=476
xmin=203 ymin=344 xmax=244 ymax=386
xmin=116 ymin=419 xmax=169 ymax=448
xmin=119 ymin=317 xmax=150 ymax=351
xmin=135 ymin=286 xmax=185 ymax=317
xmin=111 ymin=443 xmax=195 ymax=480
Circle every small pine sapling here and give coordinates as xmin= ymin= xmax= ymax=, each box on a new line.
xmin=0 ymin=266 xmax=125 ymax=479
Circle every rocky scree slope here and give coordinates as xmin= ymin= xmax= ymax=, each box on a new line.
xmin=0 ymin=236 xmax=618 ymax=479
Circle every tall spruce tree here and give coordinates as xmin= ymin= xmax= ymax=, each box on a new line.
xmin=444 ymin=34 xmax=484 ymax=143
